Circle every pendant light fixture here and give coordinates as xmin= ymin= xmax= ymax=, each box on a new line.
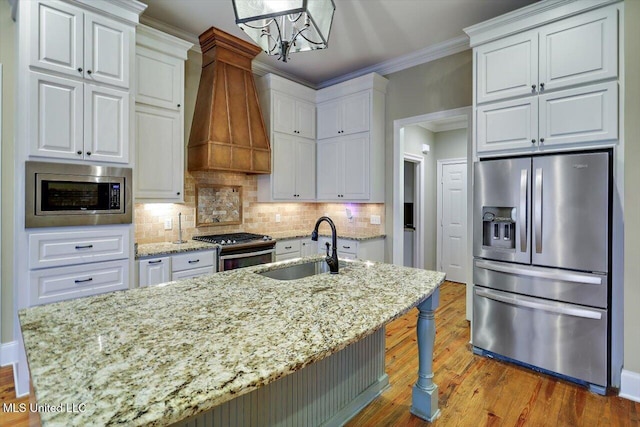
xmin=231 ymin=0 xmax=335 ymax=62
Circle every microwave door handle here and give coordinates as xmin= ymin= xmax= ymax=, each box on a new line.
xmin=476 ymin=288 xmax=602 ymax=320
xmin=534 ymin=168 xmax=543 ymax=254
xmin=519 ymin=169 xmax=528 ymax=253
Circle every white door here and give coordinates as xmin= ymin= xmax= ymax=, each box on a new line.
xmin=342 ymin=133 xmax=369 ymax=200
xmin=295 ymin=138 xmax=316 ymax=200
xmin=295 ymin=100 xmax=316 ymax=139
xmin=139 ymin=258 xmax=171 ymax=287
xmin=134 ymin=105 xmax=182 ymax=201
xmin=273 ymin=92 xmax=296 ymax=136
xmin=84 ymin=83 xmax=129 ymax=163
xmin=135 ymin=46 xmax=182 ymax=110
xmin=341 ymin=91 xmax=369 ymax=136
xmin=317 ymin=99 xmax=341 ymax=139
xmin=440 ymin=161 xmax=467 ymax=283
xmin=316 ymin=138 xmax=342 ymax=199
xmin=84 ymin=12 xmax=131 ymax=88
xmin=271 ymin=133 xmax=297 ymax=199
xmin=476 ymin=96 xmax=538 ymax=154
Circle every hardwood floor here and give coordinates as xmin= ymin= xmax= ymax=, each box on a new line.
xmin=1 ymin=281 xmax=638 ymax=426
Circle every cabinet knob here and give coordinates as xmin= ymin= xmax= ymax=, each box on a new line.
xmin=87 ymin=70 xmax=92 ymax=75
xmin=86 ymin=151 xmax=91 ymax=156
xmin=531 ymin=84 xmax=536 ymax=92
xmin=540 ymin=82 xmax=545 ymax=90
xmin=177 ymin=192 xmax=181 ymax=195
xmin=540 ymin=138 xmax=545 ymax=143
xmin=77 ymin=67 xmax=83 ymax=73
xmin=77 ymin=150 xmax=82 ymax=155
xmin=531 ymin=139 xmax=536 ymax=144
xmin=177 ymin=104 xmax=181 ymax=108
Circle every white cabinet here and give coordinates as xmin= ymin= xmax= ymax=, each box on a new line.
xmin=317 ymin=133 xmax=369 ymax=200
xmin=139 ymin=257 xmax=170 ymax=287
xmin=317 ymin=91 xmax=369 ymax=139
xmin=273 ymin=92 xmax=315 ymax=139
xmin=300 ymin=238 xmax=317 ymax=257
xmin=28 ymin=226 xmax=131 ymax=305
xmin=477 ymin=80 xmax=617 ymax=153
xmin=29 ymin=72 xmax=129 ymax=162
xmin=476 ymin=7 xmax=617 ymax=105
xmin=30 ymin=0 xmax=131 ymax=89
xmin=256 ymin=74 xmax=317 ymax=202
xmin=317 ymin=237 xmax=385 ymax=262
xmin=134 ymin=25 xmax=191 ymax=203
xmin=271 ymin=133 xmax=315 ymax=200
xmin=275 ymin=239 xmax=302 ymax=261
xmin=138 ymin=249 xmax=216 ymax=287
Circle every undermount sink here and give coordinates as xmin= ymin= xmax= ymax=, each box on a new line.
xmin=258 ymin=260 xmax=347 ymax=281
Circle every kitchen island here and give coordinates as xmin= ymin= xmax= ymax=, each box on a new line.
xmin=19 ymin=256 xmax=445 ymax=426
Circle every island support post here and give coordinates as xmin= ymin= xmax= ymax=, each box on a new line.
xmin=410 ymin=287 xmax=440 ymax=421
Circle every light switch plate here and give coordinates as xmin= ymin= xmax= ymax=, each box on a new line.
xmin=164 ymin=218 xmax=172 ymax=230
xmin=370 ymin=215 xmax=381 ymax=225
xmin=275 ymin=214 xmax=281 ymax=223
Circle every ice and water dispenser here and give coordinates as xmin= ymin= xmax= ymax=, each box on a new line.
xmin=482 ymin=207 xmax=516 ymax=250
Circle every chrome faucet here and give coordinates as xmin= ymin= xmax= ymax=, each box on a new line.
xmin=311 ymin=216 xmax=339 ymax=274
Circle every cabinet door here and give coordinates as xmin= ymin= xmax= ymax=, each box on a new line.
xmin=271 ymin=133 xmax=298 ymax=199
xmin=316 ymin=139 xmax=343 ymax=199
xmin=538 ymin=81 xmax=617 ymax=149
xmin=295 ymin=100 xmax=316 ymax=139
xmin=135 ymin=46 xmax=182 ymax=110
xmin=342 ymin=134 xmax=369 ymax=199
xmin=477 ymin=97 xmax=538 ymax=154
xmin=135 ymin=105 xmax=183 ymax=201
xmin=539 ymin=7 xmax=617 ymax=93
xmin=171 ymin=266 xmax=215 ymax=281
xmin=29 ymin=71 xmax=84 ymax=160
xmin=139 ymin=257 xmax=170 ymax=287
xmin=295 ymin=138 xmax=316 ymax=200
xmin=85 ymin=84 xmax=129 ymax=163
xmin=300 ymin=239 xmax=317 ymax=257
xmin=317 ymin=99 xmax=341 ymax=139
xmin=341 ymin=92 xmax=370 ymax=136
xmin=30 ymin=0 xmax=84 ymax=78
xmin=476 ymin=30 xmax=538 ymax=104
xmin=273 ymin=92 xmax=296 ymax=135
xmin=84 ymin=12 xmax=131 ymax=88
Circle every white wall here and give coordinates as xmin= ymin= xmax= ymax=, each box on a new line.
xmin=434 ymin=128 xmax=467 ymax=160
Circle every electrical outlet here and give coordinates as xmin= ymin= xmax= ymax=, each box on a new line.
xmin=275 ymin=214 xmax=281 ymax=223
xmin=370 ymin=215 xmax=381 ymax=225
xmin=164 ymin=218 xmax=172 ymax=230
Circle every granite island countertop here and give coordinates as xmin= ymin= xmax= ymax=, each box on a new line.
xmin=19 ymin=256 xmax=445 ymax=427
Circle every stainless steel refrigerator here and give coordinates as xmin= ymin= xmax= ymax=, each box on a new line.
xmin=472 ymin=151 xmax=611 ymax=393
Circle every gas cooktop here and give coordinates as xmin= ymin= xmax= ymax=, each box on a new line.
xmin=193 ymin=232 xmax=272 ymax=246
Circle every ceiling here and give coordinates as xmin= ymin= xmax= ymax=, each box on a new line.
xmin=140 ymin=0 xmax=538 ymax=87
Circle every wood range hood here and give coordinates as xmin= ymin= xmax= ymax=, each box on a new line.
xmin=188 ymin=27 xmax=270 ymax=174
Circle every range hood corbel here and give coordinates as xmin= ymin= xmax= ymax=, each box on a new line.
xmin=188 ymin=27 xmax=271 ymax=174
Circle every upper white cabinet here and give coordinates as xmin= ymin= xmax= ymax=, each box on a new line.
xmin=30 ymin=0 xmax=131 ymax=89
xmin=467 ymin=2 xmax=621 ymax=157
xmin=273 ymin=92 xmax=315 ymax=139
xmin=316 ymin=73 xmax=387 ymax=202
xmin=257 ymin=74 xmax=318 ymax=202
xmin=134 ymin=25 xmax=192 ymax=203
xmin=476 ymin=7 xmax=617 ymax=105
xmin=317 ymin=91 xmax=369 ymax=139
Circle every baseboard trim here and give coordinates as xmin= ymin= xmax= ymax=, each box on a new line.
xmin=0 ymin=341 xmax=18 ymax=367
xmin=619 ymin=369 xmax=640 ymax=403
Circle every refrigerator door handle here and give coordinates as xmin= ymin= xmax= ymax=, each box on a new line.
xmin=475 ymin=259 xmax=603 ymax=285
xmin=519 ymin=169 xmax=528 ymax=252
xmin=534 ymin=168 xmax=543 ymax=253
xmin=476 ymin=288 xmax=602 ymax=320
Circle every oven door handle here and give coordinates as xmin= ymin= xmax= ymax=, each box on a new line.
xmin=219 ymin=248 xmax=275 ymax=261
xmin=476 ymin=288 xmax=602 ymax=320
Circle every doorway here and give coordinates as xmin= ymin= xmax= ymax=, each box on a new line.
xmin=403 ymin=154 xmax=424 ymax=268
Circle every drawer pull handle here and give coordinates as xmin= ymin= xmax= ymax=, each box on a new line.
xmin=149 ymin=260 xmax=162 ymax=264
xmin=75 ymin=244 xmax=94 ymax=249
xmin=74 ymin=278 xmax=93 ymax=284
xmin=285 ymin=246 xmax=292 ymax=250
xmin=188 ymin=259 xmax=200 ymax=264
xmin=342 ymin=245 xmax=351 ymax=249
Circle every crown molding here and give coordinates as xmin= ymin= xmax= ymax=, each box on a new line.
xmin=418 ymin=116 xmax=468 ymax=133
xmin=464 ymin=0 xmax=621 ymax=47
xmin=317 ymin=35 xmax=469 ymax=89
xmin=72 ymin=0 xmax=147 ymax=24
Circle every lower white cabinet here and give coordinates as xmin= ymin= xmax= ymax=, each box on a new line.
xmin=138 ymin=249 xmax=216 ymax=287
xmin=28 ymin=225 xmax=131 ymax=306
xmin=300 ymin=238 xmax=317 ymax=257
xmin=138 ymin=257 xmax=170 ymax=287
xmin=30 ymin=259 xmax=129 ymax=305
xmin=275 ymin=238 xmax=319 ymax=261
xmin=317 ymin=237 xmax=385 ymax=262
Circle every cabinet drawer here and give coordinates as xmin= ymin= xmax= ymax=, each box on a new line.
xmin=171 ymin=266 xmax=215 ymax=281
xmin=138 ymin=257 xmax=171 ymax=287
xmin=275 ymin=252 xmax=301 ymax=262
xmin=276 ymin=240 xmax=301 ymax=255
xmin=29 ymin=228 xmax=130 ymax=269
xmin=337 ymin=239 xmax=358 ymax=255
xmin=172 ymin=250 xmax=215 ymax=272
xmin=30 ymin=259 xmax=129 ymax=305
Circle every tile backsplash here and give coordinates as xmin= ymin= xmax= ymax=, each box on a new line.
xmin=134 ymin=171 xmax=385 ymax=244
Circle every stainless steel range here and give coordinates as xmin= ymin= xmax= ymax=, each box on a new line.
xmin=193 ymin=232 xmax=275 ymax=272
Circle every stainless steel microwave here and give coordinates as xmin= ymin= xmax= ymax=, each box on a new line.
xmin=25 ymin=161 xmax=132 ymax=228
